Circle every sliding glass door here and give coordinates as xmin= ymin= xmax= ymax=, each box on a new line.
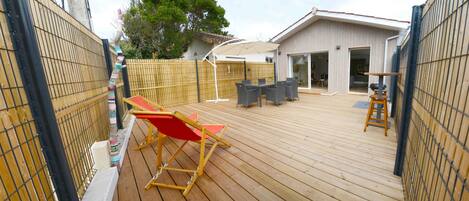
xmin=291 ymin=55 xmax=309 ymax=88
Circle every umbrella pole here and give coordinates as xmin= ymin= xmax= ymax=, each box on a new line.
xmin=275 ymin=49 xmax=278 ymax=84
xmin=213 ymin=58 xmax=219 ymax=101
xmin=243 ymin=60 xmax=247 ymax=80
xmin=207 ymin=54 xmax=228 ymax=103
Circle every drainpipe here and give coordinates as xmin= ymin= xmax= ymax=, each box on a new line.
xmin=383 ymin=35 xmax=400 ymax=84
xmin=275 ymin=48 xmax=279 ymax=83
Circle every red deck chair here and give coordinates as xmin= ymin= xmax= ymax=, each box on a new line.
xmin=132 ymin=110 xmax=231 ymax=196
xmin=123 ymin=95 xmax=198 ymax=149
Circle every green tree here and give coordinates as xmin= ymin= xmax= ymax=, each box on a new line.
xmin=123 ymin=0 xmax=229 ymax=59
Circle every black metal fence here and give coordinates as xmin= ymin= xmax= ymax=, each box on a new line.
xmin=1 ymin=0 xmax=130 ymax=200
xmin=0 ymin=1 xmax=57 ymax=200
xmin=393 ymin=37 xmax=410 ymax=137
xmin=392 ymin=0 xmax=469 ymax=200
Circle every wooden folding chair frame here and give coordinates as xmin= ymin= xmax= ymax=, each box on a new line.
xmin=132 ymin=111 xmax=231 ymax=196
xmin=123 ymin=96 xmax=165 ymax=150
xmin=123 ymin=95 xmax=166 ymax=111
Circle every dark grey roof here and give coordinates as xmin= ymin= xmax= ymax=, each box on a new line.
xmin=196 ymin=32 xmax=235 ymax=44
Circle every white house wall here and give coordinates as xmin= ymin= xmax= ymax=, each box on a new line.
xmin=276 ymin=20 xmax=400 ymax=93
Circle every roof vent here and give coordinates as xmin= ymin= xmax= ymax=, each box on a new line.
xmin=311 ymin=7 xmax=318 ymax=15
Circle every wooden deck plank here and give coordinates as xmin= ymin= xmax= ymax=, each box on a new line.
xmin=126 ymin=125 xmax=163 ymax=201
xmin=136 ymin=118 xmax=283 ymax=201
xmin=180 ymin=106 xmax=399 ymax=173
xmin=164 ymin=134 xmax=284 ymax=201
xmin=133 ymin=119 xmax=236 ymax=201
xmin=133 ymin=122 xmax=210 ymax=201
xmin=172 ymin=139 xmax=314 ymax=201
xmin=196 ymin=143 xmax=339 ymax=201
xmin=131 ymin=124 xmax=189 ymax=201
xmin=180 ymin=103 xmax=403 ymax=200
xmin=164 ymin=139 xmax=246 ymax=201
xmin=184 ymin=103 xmax=398 ymax=174
xmin=190 ymin=100 xmax=397 ymax=165
xmin=115 ymin=94 xmax=404 ymax=201
xmin=160 ymin=138 xmax=234 ymax=201
xmin=117 ymin=150 xmax=141 ymax=201
xmin=189 ymin=96 xmax=400 ymax=172
xmin=179 ymin=104 xmax=401 ymax=200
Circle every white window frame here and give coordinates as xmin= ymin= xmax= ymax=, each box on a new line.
xmin=347 ymin=46 xmax=372 ymax=94
xmin=288 ymin=53 xmax=311 ymax=89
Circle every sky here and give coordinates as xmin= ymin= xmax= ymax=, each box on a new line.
xmin=89 ymin=0 xmax=426 ymax=41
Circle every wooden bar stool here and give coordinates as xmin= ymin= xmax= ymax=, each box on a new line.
xmin=364 ymin=94 xmax=389 ymax=136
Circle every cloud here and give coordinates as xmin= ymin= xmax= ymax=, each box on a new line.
xmin=89 ymin=0 xmax=130 ymax=39
xmin=218 ymin=0 xmax=426 ymax=41
xmin=232 ymin=22 xmax=283 ymax=41
xmin=90 ymin=0 xmax=427 ymax=41
xmin=333 ymin=0 xmax=426 ymax=21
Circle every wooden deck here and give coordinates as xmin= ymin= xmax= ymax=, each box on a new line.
xmin=114 ymin=94 xmax=403 ymax=201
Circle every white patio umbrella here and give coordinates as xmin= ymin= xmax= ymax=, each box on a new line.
xmin=202 ymin=40 xmax=280 ymax=103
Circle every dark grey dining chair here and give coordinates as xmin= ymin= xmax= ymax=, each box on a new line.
xmin=257 ymin=78 xmax=267 ymax=95
xmin=286 ymin=78 xmax=299 ymax=101
xmin=235 ymin=83 xmax=259 ymax=107
xmin=265 ymin=85 xmax=286 ymax=106
xmin=277 ymin=81 xmax=287 ymax=86
xmin=258 ymin=78 xmax=266 ymax=85
xmin=242 ymin=79 xmax=257 ymax=90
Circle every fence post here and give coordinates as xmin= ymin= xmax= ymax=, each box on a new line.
xmin=243 ymin=60 xmax=247 ymax=80
xmin=121 ymin=59 xmax=132 ymax=110
xmin=195 ymin=59 xmax=201 ymax=103
xmin=390 ymin=47 xmax=401 ymax=118
xmin=274 ymin=62 xmax=278 ymax=83
xmin=3 ymin=0 xmax=79 ymax=200
xmin=393 ymin=5 xmax=423 ymax=176
xmin=102 ymin=39 xmax=123 ymax=129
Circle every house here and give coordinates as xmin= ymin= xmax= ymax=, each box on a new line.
xmin=183 ymin=32 xmax=234 ymax=60
xmin=183 ymin=32 xmax=274 ymax=62
xmin=271 ymin=7 xmax=409 ymax=94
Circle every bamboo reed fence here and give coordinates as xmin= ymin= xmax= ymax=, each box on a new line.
xmin=0 ymin=0 xmax=132 ymax=199
xmin=127 ymin=59 xmax=274 ymax=107
xmin=393 ymin=39 xmax=409 ymax=137
xmin=0 ymin=3 xmax=56 ymax=201
xmin=394 ymin=0 xmax=469 ymax=200
xmin=29 ymin=0 xmax=111 ymax=197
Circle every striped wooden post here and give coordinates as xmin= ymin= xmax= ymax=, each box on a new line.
xmin=108 ymin=8 xmax=125 ymax=160
xmin=108 ymin=46 xmax=125 ymax=156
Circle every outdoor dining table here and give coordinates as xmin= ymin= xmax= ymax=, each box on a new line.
xmin=246 ymin=83 xmax=274 ymax=107
xmin=364 ymin=72 xmax=401 ymax=119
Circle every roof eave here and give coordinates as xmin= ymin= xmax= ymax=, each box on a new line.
xmin=271 ymin=11 xmax=410 ymax=43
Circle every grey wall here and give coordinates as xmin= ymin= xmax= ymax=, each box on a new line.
xmin=276 ymin=19 xmax=400 ymax=93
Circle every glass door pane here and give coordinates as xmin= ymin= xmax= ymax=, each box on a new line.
xmin=291 ymin=55 xmax=308 ymax=87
